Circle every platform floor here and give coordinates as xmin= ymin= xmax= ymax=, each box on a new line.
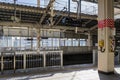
xmin=0 ymin=64 xmax=120 ymax=80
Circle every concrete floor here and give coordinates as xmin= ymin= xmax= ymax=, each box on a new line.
xmin=0 ymin=64 xmax=120 ymax=80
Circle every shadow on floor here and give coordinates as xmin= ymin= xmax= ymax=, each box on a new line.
xmin=0 ymin=73 xmax=54 ymax=80
xmin=98 ymin=72 xmax=120 ymax=80
xmin=0 ymin=65 xmax=120 ymax=80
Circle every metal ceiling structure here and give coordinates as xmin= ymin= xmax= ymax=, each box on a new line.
xmin=82 ymin=0 xmax=120 ymax=8
xmin=0 ymin=0 xmax=120 ymax=32
xmin=0 ymin=1 xmax=97 ymax=29
xmin=81 ymin=0 xmax=120 ymax=31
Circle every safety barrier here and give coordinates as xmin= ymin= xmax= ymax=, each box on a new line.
xmin=46 ymin=51 xmax=62 ymax=67
xmin=0 ymin=50 xmax=63 ymax=74
xmin=26 ymin=52 xmax=43 ymax=68
xmin=16 ymin=53 xmax=23 ymax=69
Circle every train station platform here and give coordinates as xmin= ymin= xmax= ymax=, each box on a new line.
xmin=0 ymin=64 xmax=120 ymax=80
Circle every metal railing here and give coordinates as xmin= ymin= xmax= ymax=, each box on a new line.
xmin=0 ymin=50 xmax=63 ymax=74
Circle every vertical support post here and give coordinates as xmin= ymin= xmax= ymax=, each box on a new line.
xmin=50 ymin=0 xmax=54 ymax=27
xmin=1 ymin=52 xmax=3 ymax=74
xmin=37 ymin=28 xmax=40 ymax=53
xmin=87 ymin=32 xmax=92 ymax=51
xmin=78 ymin=39 xmax=80 ymax=46
xmin=118 ymin=53 xmax=120 ymax=64
xmin=60 ymin=51 xmax=63 ymax=67
xmin=93 ymin=49 xmax=98 ymax=66
xmin=14 ymin=52 xmax=16 ymax=73
xmin=7 ymin=28 xmax=9 ymax=47
xmin=31 ymin=27 xmax=33 ymax=50
xmin=64 ymin=39 xmax=65 ymax=46
xmin=98 ymin=0 xmax=114 ymax=73
xmin=68 ymin=0 xmax=70 ymax=17
xmin=43 ymin=51 xmax=46 ymax=68
xmin=59 ymin=38 xmax=60 ymax=48
xmin=52 ymin=37 xmax=53 ymax=50
xmin=20 ymin=27 xmax=22 ymax=51
xmin=23 ymin=52 xmax=26 ymax=71
xmin=13 ymin=0 xmax=16 ymax=22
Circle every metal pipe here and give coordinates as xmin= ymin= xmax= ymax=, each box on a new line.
xmin=14 ymin=0 xmax=17 ymax=22
xmin=68 ymin=0 xmax=70 ymax=17
xmin=72 ymin=0 xmax=82 ymax=19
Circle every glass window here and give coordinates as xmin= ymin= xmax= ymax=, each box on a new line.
xmin=33 ymin=37 xmax=37 ymax=49
xmin=42 ymin=39 xmax=48 ymax=47
xmin=0 ymin=36 xmax=3 ymax=47
xmin=47 ymin=38 xmax=52 ymax=47
xmin=2 ymin=37 xmax=6 ymax=47
xmin=60 ymin=38 xmax=65 ymax=46
xmin=13 ymin=37 xmax=20 ymax=47
xmin=53 ymin=38 xmax=59 ymax=47
xmin=80 ymin=39 xmax=87 ymax=46
xmin=73 ymin=38 xmax=78 ymax=46
xmin=24 ymin=37 xmax=32 ymax=50
xmin=7 ymin=37 xmax=12 ymax=47
xmin=0 ymin=36 xmax=13 ymax=50
xmin=65 ymin=39 xmax=72 ymax=46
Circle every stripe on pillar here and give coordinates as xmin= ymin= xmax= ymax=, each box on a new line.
xmin=98 ymin=19 xmax=114 ymax=29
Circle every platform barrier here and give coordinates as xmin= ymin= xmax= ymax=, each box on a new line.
xmin=46 ymin=51 xmax=61 ymax=67
xmin=0 ymin=51 xmax=15 ymax=74
xmin=0 ymin=50 xmax=63 ymax=74
xmin=16 ymin=53 xmax=23 ymax=69
xmin=26 ymin=53 xmax=43 ymax=68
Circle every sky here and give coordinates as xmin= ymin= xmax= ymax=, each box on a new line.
xmin=0 ymin=0 xmax=98 ymax=15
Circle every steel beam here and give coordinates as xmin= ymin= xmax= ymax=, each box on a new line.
xmin=0 ymin=21 xmax=89 ymax=31
xmin=90 ymin=25 xmax=97 ymax=31
xmin=82 ymin=0 xmax=120 ymax=9
xmin=0 ymin=2 xmax=97 ymax=20
xmin=39 ymin=0 xmax=55 ymax=24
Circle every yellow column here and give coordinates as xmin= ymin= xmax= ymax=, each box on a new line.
xmin=98 ymin=0 xmax=114 ymax=73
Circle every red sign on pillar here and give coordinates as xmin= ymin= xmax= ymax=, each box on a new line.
xmin=98 ymin=19 xmax=114 ymax=29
